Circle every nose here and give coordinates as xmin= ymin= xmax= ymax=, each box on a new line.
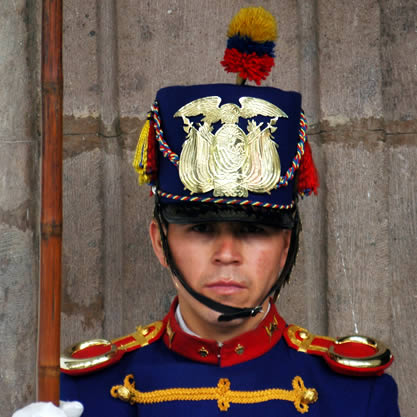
xmin=212 ymin=230 xmax=242 ymax=265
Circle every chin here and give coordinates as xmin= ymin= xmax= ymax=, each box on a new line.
xmin=204 ymin=291 xmax=251 ymax=309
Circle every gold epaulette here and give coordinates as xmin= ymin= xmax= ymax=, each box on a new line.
xmin=60 ymin=321 xmax=165 ymax=376
xmin=284 ymin=324 xmax=393 ymax=377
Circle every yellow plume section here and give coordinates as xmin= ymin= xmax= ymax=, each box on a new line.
xmin=132 ymin=119 xmax=150 ymax=185
xmin=227 ymin=7 xmax=277 ymax=43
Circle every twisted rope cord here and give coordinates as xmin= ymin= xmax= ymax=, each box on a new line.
xmin=111 ymin=374 xmax=318 ymax=413
xmin=156 ymin=189 xmax=294 ymax=210
xmin=277 ymin=111 xmax=307 ymax=188
xmin=151 ymin=102 xmax=179 ymax=166
xmin=151 ymin=103 xmax=308 ymax=190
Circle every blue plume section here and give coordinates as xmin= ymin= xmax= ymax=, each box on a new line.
xmin=226 ymin=35 xmax=275 ymax=57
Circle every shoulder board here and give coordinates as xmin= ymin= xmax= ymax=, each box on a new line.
xmin=284 ymin=324 xmax=393 ymax=377
xmin=60 ymin=320 xmax=165 ymax=376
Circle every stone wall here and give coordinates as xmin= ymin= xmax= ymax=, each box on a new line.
xmin=1 ymin=1 xmax=416 ymax=416
xmin=0 ymin=0 xmax=41 ymax=411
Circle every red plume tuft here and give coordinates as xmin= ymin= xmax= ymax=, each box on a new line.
xmin=297 ymin=141 xmax=319 ymax=195
xmin=146 ymin=119 xmax=158 ymax=183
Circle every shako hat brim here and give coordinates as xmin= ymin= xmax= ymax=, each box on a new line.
xmin=160 ymin=202 xmax=295 ymax=229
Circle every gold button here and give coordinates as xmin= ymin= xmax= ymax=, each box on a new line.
xmin=235 ymin=344 xmax=245 ymax=355
xmin=198 ymin=347 xmax=209 ymax=357
xmin=299 ymin=331 xmax=309 ymax=340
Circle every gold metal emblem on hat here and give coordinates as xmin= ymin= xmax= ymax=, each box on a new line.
xmin=174 ymin=96 xmax=288 ymax=197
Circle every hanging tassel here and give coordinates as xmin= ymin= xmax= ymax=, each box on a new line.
xmin=297 ymin=141 xmax=319 ymax=196
xmin=132 ymin=115 xmax=158 ymax=185
xmin=221 ymin=7 xmax=277 ymax=85
xmin=132 ymin=118 xmax=150 ymax=184
xmin=145 ymin=119 xmax=157 ymax=184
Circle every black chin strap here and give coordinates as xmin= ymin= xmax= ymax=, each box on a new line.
xmin=155 ymin=204 xmax=300 ymax=322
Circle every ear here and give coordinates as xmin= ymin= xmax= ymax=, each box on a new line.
xmin=279 ymin=230 xmax=292 ymax=270
xmin=149 ymin=219 xmax=168 ymax=268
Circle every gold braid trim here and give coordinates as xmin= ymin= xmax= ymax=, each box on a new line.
xmin=111 ymin=374 xmax=318 ymax=413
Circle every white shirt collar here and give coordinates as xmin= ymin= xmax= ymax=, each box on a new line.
xmin=175 ymin=304 xmax=201 ymax=338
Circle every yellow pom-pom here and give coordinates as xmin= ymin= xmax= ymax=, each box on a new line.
xmin=227 ymin=7 xmax=277 ymax=43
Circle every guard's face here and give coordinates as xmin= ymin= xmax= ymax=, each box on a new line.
xmin=150 ymin=220 xmax=290 ymax=339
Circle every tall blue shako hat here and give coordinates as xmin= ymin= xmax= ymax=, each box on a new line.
xmin=133 ymin=7 xmax=319 ymax=321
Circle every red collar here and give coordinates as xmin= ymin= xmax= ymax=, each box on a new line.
xmin=162 ymin=298 xmax=286 ymax=367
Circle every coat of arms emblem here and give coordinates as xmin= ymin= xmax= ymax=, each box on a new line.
xmin=174 ymin=96 xmax=288 ymax=198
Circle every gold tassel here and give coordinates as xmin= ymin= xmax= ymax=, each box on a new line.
xmin=132 ymin=118 xmax=151 ymax=185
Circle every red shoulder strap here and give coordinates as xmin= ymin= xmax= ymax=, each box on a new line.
xmin=284 ymin=324 xmax=393 ymax=377
xmin=60 ymin=321 xmax=165 ymax=376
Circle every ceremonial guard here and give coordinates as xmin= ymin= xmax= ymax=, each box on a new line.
xmin=16 ymin=6 xmax=400 ymax=417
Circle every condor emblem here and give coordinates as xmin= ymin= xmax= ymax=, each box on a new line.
xmin=174 ymin=96 xmax=288 ymax=198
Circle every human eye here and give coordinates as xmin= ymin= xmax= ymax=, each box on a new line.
xmin=189 ymin=223 xmax=213 ymax=234
xmin=237 ymin=223 xmax=267 ymax=235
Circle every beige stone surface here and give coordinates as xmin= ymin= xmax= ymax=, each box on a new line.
xmin=0 ymin=225 xmax=37 ymax=412
xmin=297 ymin=0 xmax=320 ymax=125
xmin=0 ymin=1 xmax=40 ymax=415
xmin=2 ymin=1 xmax=416 ymax=416
xmin=388 ymin=143 xmax=417 ymax=417
xmin=0 ymin=0 xmax=37 ymax=139
xmin=61 ymin=146 xmax=105 ymax=347
xmin=318 ymin=0 xmax=384 ymax=121
xmin=0 ymin=144 xmax=35 ymax=212
xmin=379 ymin=0 xmax=417 ymax=121
xmin=0 ymin=144 xmax=38 ymax=416
xmin=278 ymin=137 xmax=327 ymax=335
xmin=324 ymin=140 xmax=392 ymax=339
xmin=63 ymin=1 xmax=99 ymax=118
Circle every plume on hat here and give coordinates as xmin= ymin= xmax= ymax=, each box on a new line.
xmin=221 ymin=7 xmax=277 ymax=85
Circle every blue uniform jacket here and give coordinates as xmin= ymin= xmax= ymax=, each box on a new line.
xmin=61 ymin=301 xmax=400 ymax=416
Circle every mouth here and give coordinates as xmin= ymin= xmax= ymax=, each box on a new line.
xmin=205 ymin=280 xmax=246 ymax=296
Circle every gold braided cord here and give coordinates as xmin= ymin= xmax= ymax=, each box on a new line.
xmin=111 ymin=374 xmax=318 ymax=413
